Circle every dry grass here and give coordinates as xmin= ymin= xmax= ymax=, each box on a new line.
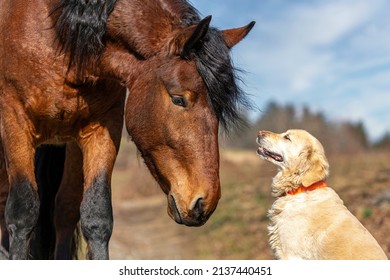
xmin=3 ymin=140 xmax=387 ymax=260
xmin=192 ymin=149 xmax=390 ymax=259
xmin=112 ymin=138 xmax=161 ymax=200
xmin=111 ymin=140 xmax=390 ymax=259
xmin=191 ymin=148 xmax=275 ymax=259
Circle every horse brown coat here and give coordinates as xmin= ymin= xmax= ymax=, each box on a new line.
xmin=0 ymin=0 xmax=254 ymax=259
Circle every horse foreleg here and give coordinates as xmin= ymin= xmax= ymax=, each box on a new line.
xmin=78 ymin=124 xmax=121 ymax=260
xmin=81 ymin=172 xmax=113 ymax=260
xmin=0 ymin=168 xmax=9 ymax=252
xmin=0 ymin=138 xmax=9 ymax=253
xmin=1 ymin=117 xmax=39 ymax=259
xmin=54 ymin=141 xmax=84 ymax=259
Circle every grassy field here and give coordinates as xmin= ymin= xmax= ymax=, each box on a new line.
xmin=112 ymin=139 xmax=390 ymax=259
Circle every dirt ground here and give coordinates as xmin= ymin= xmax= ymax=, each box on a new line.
xmin=109 ymin=144 xmax=390 ymax=260
xmin=1 ymin=142 xmax=389 ymax=260
xmin=109 ymin=196 xmax=195 ymax=259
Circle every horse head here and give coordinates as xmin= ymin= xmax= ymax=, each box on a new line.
xmin=123 ymin=16 xmax=254 ymax=226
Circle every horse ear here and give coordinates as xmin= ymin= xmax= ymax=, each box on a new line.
xmin=222 ymin=21 xmax=256 ymax=48
xmin=180 ymin=15 xmax=212 ymax=59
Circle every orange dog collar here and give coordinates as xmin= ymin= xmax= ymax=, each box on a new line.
xmin=283 ymin=180 xmax=327 ymax=197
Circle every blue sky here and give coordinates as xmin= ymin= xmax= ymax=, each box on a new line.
xmin=191 ymin=0 xmax=390 ymax=142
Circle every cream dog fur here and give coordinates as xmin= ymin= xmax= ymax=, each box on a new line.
xmin=256 ymin=129 xmax=387 ymax=260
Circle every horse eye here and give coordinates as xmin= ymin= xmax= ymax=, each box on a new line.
xmin=171 ymin=95 xmax=187 ymax=107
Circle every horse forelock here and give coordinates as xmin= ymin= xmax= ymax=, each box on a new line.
xmin=51 ymin=0 xmax=117 ymax=77
xmin=194 ymin=28 xmax=250 ymax=131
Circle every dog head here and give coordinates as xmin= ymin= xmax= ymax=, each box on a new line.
xmin=256 ymin=129 xmax=329 ymax=191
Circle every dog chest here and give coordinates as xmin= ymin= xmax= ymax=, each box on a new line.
xmin=268 ymin=190 xmax=339 ymax=259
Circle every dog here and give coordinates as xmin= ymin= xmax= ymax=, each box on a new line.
xmin=256 ymin=129 xmax=387 ymax=260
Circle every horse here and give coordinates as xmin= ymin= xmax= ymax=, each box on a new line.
xmin=0 ymin=0 xmax=254 ymax=259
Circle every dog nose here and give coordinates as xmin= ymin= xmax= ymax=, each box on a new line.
xmin=258 ymin=130 xmax=267 ymax=138
xmin=257 ymin=130 xmax=267 ymax=143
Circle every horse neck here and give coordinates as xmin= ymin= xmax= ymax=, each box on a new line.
xmin=101 ymin=0 xmax=198 ymax=84
xmin=107 ymin=0 xmax=198 ymax=58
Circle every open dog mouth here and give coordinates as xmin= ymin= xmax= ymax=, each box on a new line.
xmin=257 ymin=147 xmax=283 ymax=162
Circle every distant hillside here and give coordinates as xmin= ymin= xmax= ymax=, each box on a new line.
xmin=222 ymin=101 xmax=388 ymax=154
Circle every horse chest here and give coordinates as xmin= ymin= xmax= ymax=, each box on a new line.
xmin=26 ymin=91 xmax=88 ymax=121
xmin=23 ymin=88 xmax=111 ymax=141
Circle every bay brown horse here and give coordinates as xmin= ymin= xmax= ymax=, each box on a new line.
xmin=0 ymin=0 xmax=254 ymax=259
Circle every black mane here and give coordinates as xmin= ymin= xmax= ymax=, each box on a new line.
xmin=175 ymin=1 xmax=250 ymax=129
xmin=194 ymin=28 xmax=250 ymax=130
xmin=51 ymin=0 xmax=117 ymax=76
xmin=52 ymin=0 xmax=250 ymax=129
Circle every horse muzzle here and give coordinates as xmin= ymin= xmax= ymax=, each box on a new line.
xmin=167 ymin=193 xmax=217 ymax=227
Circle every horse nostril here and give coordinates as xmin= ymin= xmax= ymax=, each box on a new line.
xmin=191 ymin=197 xmax=205 ymax=216
xmin=168 ymin=194 xmax=212 ymax=226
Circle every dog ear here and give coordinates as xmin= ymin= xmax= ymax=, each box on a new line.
xmin=301 ymin=147 xmax=329 ymax=187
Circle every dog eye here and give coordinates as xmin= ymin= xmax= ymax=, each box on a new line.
xmin=284 ymin=134 xmax=291 ymax=141
xmin=171 ymin=95 xmax=187 ymax=107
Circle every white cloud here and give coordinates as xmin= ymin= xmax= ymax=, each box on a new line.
xmin=284 ymin=0 xmax=378 ymax=46
xmin=250 ymin=0 xmax=385 ymax=92
xmin=327 ymin=69 xmax=390 ymax=141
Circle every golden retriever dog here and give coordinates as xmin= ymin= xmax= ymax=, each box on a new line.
xmin=256 ymin=129 xmax=387 ymax=260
